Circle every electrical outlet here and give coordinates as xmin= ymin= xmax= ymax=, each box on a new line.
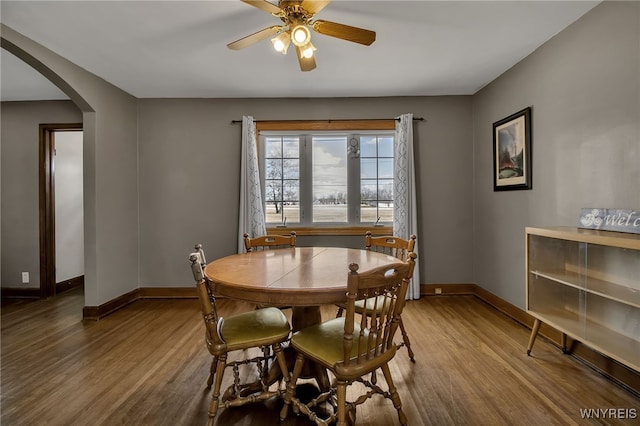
xmin=435 ymin=287 xmax=442 ymax=295
xmin=22 ymin=272 xmax=30 ymax=284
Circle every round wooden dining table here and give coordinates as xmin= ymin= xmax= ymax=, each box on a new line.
xmin=204 ymin=246 xmax=399 ymax=391
xmin=204 ymin=246 xmax=398 ymax=329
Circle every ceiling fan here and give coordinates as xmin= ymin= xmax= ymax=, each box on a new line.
xmin=227 ymin=0 xmax=376 ymax=72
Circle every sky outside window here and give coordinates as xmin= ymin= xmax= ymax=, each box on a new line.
xmin=312 ymin=136 xmax=348 ymax=222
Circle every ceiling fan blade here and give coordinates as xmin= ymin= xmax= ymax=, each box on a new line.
xmin=312 ymin=20 xmax=376 ymax=46
xmin=301 ymin=0 xmax=331 ymax=15
xmin=241 ymin=0 xmax=283 ymax=16
xmin=227 ymin=25 xmax=282 ymax=50
xmin=295 ymin=45 xmax=317 ymax=72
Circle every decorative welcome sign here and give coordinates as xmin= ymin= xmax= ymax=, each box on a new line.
xmin=578 ymin=208 xmax=640 ymax=234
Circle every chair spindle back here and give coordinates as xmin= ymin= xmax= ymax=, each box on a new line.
xmin=244 ymin=231 xmax=297 ymax=252
xmin=342 ymin=253 xmax=416 ymax=369
xmin=365 ymin=231 xmax=416 ymax=261
xmin=189 ymin=252 xmax=223 ymax=347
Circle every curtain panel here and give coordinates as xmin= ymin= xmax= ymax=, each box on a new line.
xmin=238 ymin=116 xmax=266 ymax=253
xmin=394 ymin=113 xmax=421 ymax=299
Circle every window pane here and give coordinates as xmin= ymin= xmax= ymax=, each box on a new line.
xmin=378 ymin=202 xmax=393 ymax=222
xmin=360 ymin=158 xmax=377 ymax=179
xmin=283 ymin=180 xmax=299 ymax=201
xmin=361 ymin=181 xmax=377 ymax=201
xmin=280 ymin=203 xmax=300 ymax=223
xmin=282 ymin=158 xmax=299 ymax=179
xmin=266 ymin=159 xmax=282 ymax=179
xmin=264 ymin=137 xmax=299 ymax=224
xmin=265 ymin=202 xmax=284 ymax=223
xmin=378 ymin=136 xmax=393 ymax=157
xmin=361 ymin=202 xmax=379 ymax=222
xmin=282 ymin=178 xmax=299 ymax=224
xmin=358 ymin=135 xmax=394 ymax=224
xmin=360 ymin=136 xmax=377 ymax=157
xmin=265 ymin=138 xmax=282 ymax=158
xmin=313 ymin=136 xmax=347 ymax=222
xmin=283 ymin=138 xmax=298 ymax=157
xmin=265 ymin=180 xmax=281 ymax=202
xmin=378 ymin=179 xmax=393 ymax=200
xmin=378 ymin=158 xmax=393 ymax=179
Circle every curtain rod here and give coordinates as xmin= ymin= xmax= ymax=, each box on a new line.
xmin=230 ymin=117 xmax=425 ymax=124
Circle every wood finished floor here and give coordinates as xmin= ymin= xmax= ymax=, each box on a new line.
xmin=2 ymin=287 xmax=638 ymax=426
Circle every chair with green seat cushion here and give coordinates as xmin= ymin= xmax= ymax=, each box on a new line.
xmin=189 ymin=251 xmax=291 ymax=426
xmin=280 ymin=253 xmax=416 ymax=426
xmin=336 ymin=231 xmax=417 ymax=362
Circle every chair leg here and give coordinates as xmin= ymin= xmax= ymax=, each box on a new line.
xmin=279 ymin=352 xmax=306 ymax=421
xmin=381 ymin=363 xmax=407 ymax=426
xmin=272 ymin=342 xmax=290 ymax=387
xmin=336 ymin=306 xmax=344 ymax=318
xmin=336 ymin=380 xmax=348 ymax=426
xmin=208 ymin=353 xmax=227 ymax=423
xmin=261 ymin=346 xmax=271 ymax=383
xmin=206 ymin=356 xmax=218 ymax=388
xmin=398 ymin=317 xmax=415 ymax=362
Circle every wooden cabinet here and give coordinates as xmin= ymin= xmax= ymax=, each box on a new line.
xmin=525 ymin=227 xmax=640 ymax=371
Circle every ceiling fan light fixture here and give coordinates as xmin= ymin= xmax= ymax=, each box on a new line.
xmin=291 ymin=24 xmax=311 ymax=46
xmin=231 ymin=1 xmax=377 ymax=72
xmin=300 ymin=41 xmax=316 ymax=59
xmin=271 ymin=32 xmax=291 ymax=54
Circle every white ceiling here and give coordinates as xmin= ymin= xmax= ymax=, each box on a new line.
xmin=0 ymin=1 xmax=600 ymax=101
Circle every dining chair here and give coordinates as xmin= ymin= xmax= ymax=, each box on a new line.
xmin=280 ymin=253 xmax=416 ymax=426
xmin=243 ymin=231 xmax=296 ymax=252
xmin=336 ymin=231 xmax=417 ymax=362
xmin=189 ymin=250 xmax=292 ymax=425
xmin=244 ymin=231 xmax=297 ymax=310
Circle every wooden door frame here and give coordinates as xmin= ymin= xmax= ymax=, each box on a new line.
xmin=39 ymin=123 xmax=83 ymax=298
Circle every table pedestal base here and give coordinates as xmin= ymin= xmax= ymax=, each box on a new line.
xmin=260 ymin=306 xmax=330 ymax=392
xmin=292 ymin=306 xmax=322 ymax=332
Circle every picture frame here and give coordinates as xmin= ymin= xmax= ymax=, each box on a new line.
xmin=493 ymin=107 xmax=532 ymax=191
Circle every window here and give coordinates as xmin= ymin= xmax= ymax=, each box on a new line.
xmin=258 ymin=120 xmax=395 ymax=232
xmin=264 ymin=136 xmax=300 ymax=224
xmin=359 ymin=135 xmax=394 ymax=223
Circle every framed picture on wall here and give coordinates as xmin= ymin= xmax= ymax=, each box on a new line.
xmin=493 ymin=107 xmax=532 ymax=191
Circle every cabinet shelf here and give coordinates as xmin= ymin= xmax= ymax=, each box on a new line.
xmin=528 ymin=308 xmax=640 ymax=372
xmin=530 ymin=269 xmax=640 ymax=309
xmin=526 ymin=227 xmax=640 ymax=373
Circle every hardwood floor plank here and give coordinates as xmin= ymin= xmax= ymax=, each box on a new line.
xmin=2 ymin=289 xmax=638 ymax=425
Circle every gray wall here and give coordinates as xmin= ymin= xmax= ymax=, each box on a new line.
xmin=1 ymin=101 xmax=82 ymax=288
xmin=472 ymin=1 xmax=640 ymax=309
xmin=1 ymin=24 xmax=139 ymax=305
xmin=137 ymin=97 xmax=473 ymax=288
